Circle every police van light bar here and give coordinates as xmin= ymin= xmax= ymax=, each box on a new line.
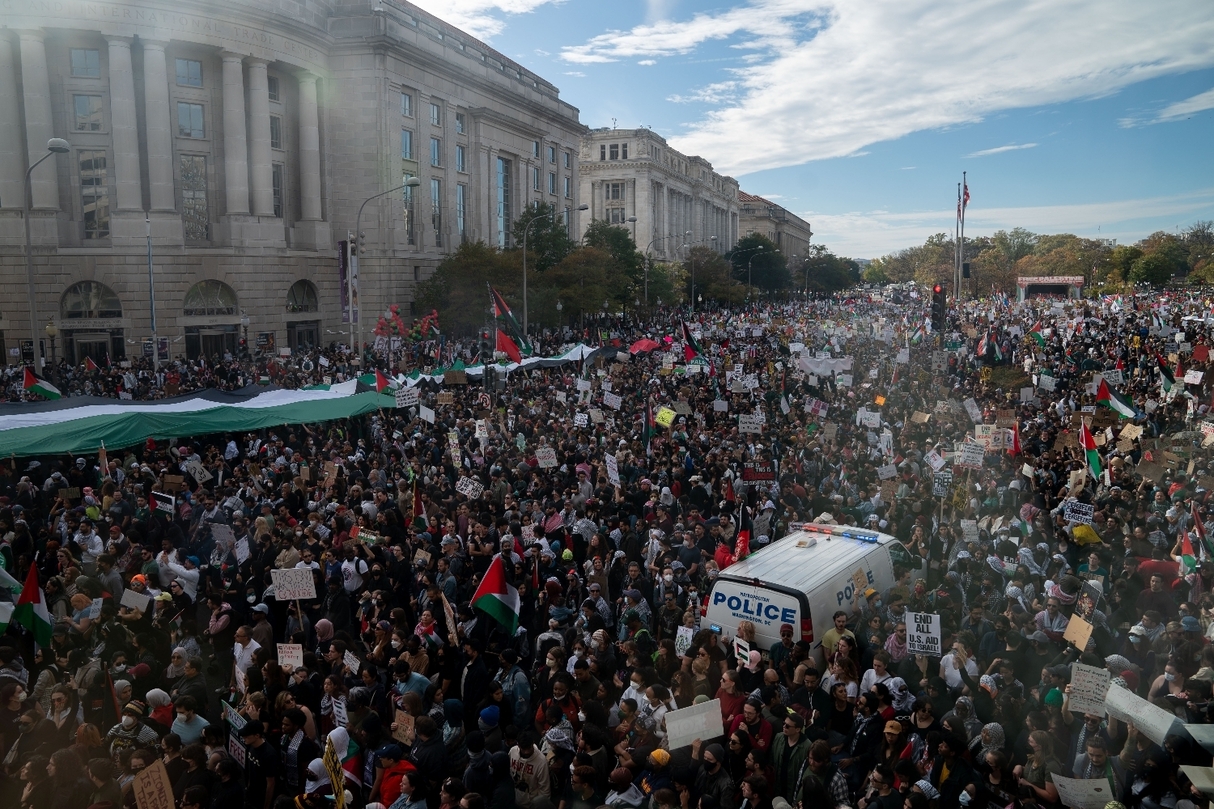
xmin=792 ymin=523 xmax=879 ymax=544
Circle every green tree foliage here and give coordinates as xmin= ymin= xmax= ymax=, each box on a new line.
xmin=1105 ymin=245 xmax=1143 ymax=284
xmin=862 ymin=261 xmax=890 ymax=285
xmin=1130 ymin=250 xmax=1181 ymax=285
xmin=582 ymin=221 xmax=645 ymax=306
xmin=799 ymin=244 xmax=861 ymax=292
xmin=416 ymin=241 xmax=522 ymax=335
xmin=727 ymin=234 xmax=789 ymax=293
xmin=542 ymin=247 xmax=617 ymax=325
xmin=510 ymin=202 xmax=575 ymax=273
xmin=684 ymin=245 xmax=744 ymax=306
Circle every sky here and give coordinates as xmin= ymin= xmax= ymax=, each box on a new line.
xmin=409 ymin=0 xmax=1214 ymax=259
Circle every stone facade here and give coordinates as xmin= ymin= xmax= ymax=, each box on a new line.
xmin=577 ymin=128 xmax=738 ymax=265
xmin=737 ymin=190 xmax=813 ymax=260
xmin=0 ymin=0 xmax=584 ymax=364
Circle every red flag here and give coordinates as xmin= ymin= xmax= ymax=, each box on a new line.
xmin=724 ymin=480 xmax=735 ymax=503
xmin=496 ymin=330 xmax=522 ymax=363
xmin=1010 ymin=421 xmax=1021 ymax=457
xmin=84 ymin=356 xmax=99 ymax=372
xmin=734 ymin=529 xmax=751 ymax=562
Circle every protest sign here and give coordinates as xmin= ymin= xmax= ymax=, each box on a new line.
xmin=343 ymin=650 xmax=361 ymax=675
xmin=228 ymin=734 xmax=246 ymax=767
xmin=733 ymin=638 xmax=750 ymax=666
xmin=955 ymin=442 xmax=985 ymax=470
xmin=675 ymin=626 xmax=695 ymax=658
xmin=714 ymin=399 xmax=729 ymax=412
xmin=1063 ymin=614 xmax=1094 ymax=649
xmin=604 ymin=391 xmax=623 ymax=410
xmin=1052 ymin=775 xmax=1118 ymax=809
xmin=664 ymin=699 xmax=724 ymax=750
xmin=456 ymin=477 xmax=485 ymax=499
xmin=393 ymin=710 xmax=415 ymax=745
xmin=133 ymin=761 xmax=176 ymax=809
xmin=964 ymin=398 xmax=983 ymax=423
xmin=419 ymin=405 xmax=435 ymax=423
xmin=277 ymin=643 xmax=305 ymax=669
xmin=120 ymin=589 xmax=152 ymax=613
xmin=1068 ymin=663 xmax=1110 ymax=716
xmin=738 ymin=414 xmax=763 ymax=434
xmin=1063 ymin=501 xmax=1095 ymax=525
xmin=271 ymin=568 xmax=316 ymax=601
xmin=535 ymin=447 xmax=558 ymax=468
xmin=605 ymin=454 xmax=620 ymax=486
xmin=906 ymin=613 xmax=941 ymax=656
xmin=877 ymin=464 xmax=897 ymax=480
xmin=1105 ymin=685 xmax=1180 ymax=744
xmin=395 ymin=387 xmax=419 ymax=408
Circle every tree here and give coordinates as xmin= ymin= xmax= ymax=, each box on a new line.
xmin=583 ymin=221 xmax=645 ymax=305
xmin=540 ymin=247 xmax=617 ymax=325
xmin=1131 ymin=251 xmax=1180 ymax=285
xmin=1107 ymin=245 xmax=1143 ymax=284
xmin=801 ymin=244 xmax=860 ymax=293
xmin=862 ymin=261 xmax=890 ymax=285
xmin=684 ymin=246 xmax=743 ymax=306
xmin=727 ymin=234 xmax=788 ymax=293
xmin=416 ymin=241 xmax=521 ymax=335
xmin=511 ymin=202 xmax=574 ymax=273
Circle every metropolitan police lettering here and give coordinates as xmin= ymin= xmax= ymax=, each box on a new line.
xmin=711 ymin=588 xmax=797 ymax=626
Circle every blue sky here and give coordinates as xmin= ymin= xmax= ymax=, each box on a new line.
xmin=412 ymin=0 xmax=1214 ymax=258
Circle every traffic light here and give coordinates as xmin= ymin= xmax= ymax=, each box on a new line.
xmin=931 ymin=284 xmax=947 ymax=333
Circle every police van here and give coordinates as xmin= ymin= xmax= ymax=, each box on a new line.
xmin=702 ymin=523 xmax=921 ymax=666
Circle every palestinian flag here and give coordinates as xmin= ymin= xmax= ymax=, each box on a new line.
xmin=1080 ymin=422 xmax=1102 ymax=480
xmin=681 ymin=322 xmax=703 ymax=362
xmin=643 ymin=400 xmax=655 ymax=457
xmin=1096 ymin=379 xmax=1138 ymax=419
xmin=13 ymin=566 xmax=52 ymax=648
xmin=84 ymin=356 xmax=100 ymax=371
xmin=22 ymin=368 xmax=61 ymax=400
xmin=496 ymin=329 xmax=522 ymax=363
xmin=1157 ymin=355 xmax=1175 ymax=394
xmin=356 ymin=370 xmax=395 ymax=393
xmin=909 ymin=323 xmax=925 ymax=344
xmin=1028 ymin=322 xmax=1045 ymax=347
xmin=1182 ymin=533 xmax=1198 ymax=573
xmin=490 ymin=286 xmax=532 ymax=355
xmin=470 ymin=555 xmax=520 ymax=633
xmin=1192 ymin=502 xmax=1211 ymax=559
xmin=412 ymin=482 xmax=427 ymax=529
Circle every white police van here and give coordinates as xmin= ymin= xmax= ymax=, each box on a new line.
xmin=702 ymin=523 xmax=921 ymax=667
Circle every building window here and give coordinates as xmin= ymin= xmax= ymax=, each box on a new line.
xmin=563 ymin=207 xmax=571 ymax=233
xmin=267 ymin=75 xmax=280 ymax=101
xmin=430 ymin=137 xmax=442 ymax=167
xmin=269 ymin=115 xmax=282 ymax=149
xmin=401 ymin=92 xmax=413 ymax=117
xmin=548 ymin=172 xmax=556 ymax=194
xmin=607 ymin=207 xmax=627 ymax=224
xmin=609 ymin=144 xmax=619 ymax=160
xmin=431 ymin=178 xmax=442 ymax=248
xmin=183 ymin=280 xmax=238 ymax=316
xmin=564 ymin=151 xmax=571 ymax=168
xmin=531 ymin=167 xmax=540 ymax=191
xmin=177 ymin=102 xmax=204 ymax=138
xmin=547 ymin=145 xmax=557 ymax=163
xmin=532 ymin=140 xmax=540 ymax=158
xmin=456 ymin=144 xmax=466 ymax=173
xmin=175 ymin=58 xmax=203 ymax=87
xmin=600 ymin=144 xmax=606 ymax=161
xmin=180 ymin=154 xmax=209 ymax=241
xmin=73 ymin=95 xmax=103 ymax=131
xmin=272 ymin=163 xmax=284 ymax=217
xmin=622 ymin=143 xmax=629 ymax=159
xmin=455 ymin=112 xmax=465 ymax=134
xmin=606 ymin=182 xmax=625 ymax=201
xmin=429 ymin=102 xmax=442 ymax=126
xmin=287 ymin=280 xmax=319 ymax=313
xmin=78 ymin=150 xmax=110 ymax=239
xmin=496 ymin=157 xmax=512 ymax=248
xmin=563 ymin=177 xmax=571 ymax=199
xmin=456 ymin=183 xmax=466 ymax=243
xmin=403 ymin=173 xmax=416 ymax=246
xmin=401 ymin=129 xmax=413 ymax=160
xmin=61 ymin=281 xmax=122 ymax=319
xmin=70 ymin=49 xmax=100 ymax=78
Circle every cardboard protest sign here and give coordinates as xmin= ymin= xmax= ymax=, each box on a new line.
xmin=906 ymin=613 xmax=941 ymax=656
xmin=271 ymin=568 xmax=316 ymax=601
xmin=132 ymin=760 xmax=176 ymax=809
xmin=1063 ymin=614 xmax=1094 ymax=649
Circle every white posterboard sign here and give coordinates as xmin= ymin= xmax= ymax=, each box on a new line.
xmin=906 ymin=612 xmax=941 ymax=656
xmin=1068 ymin=663 xmax=1110 ymax=717
xmin=1051 ymin=775 xmax=1118 ymax=809
xmin=605 ymin=454 xmax=620 ymax=486
xmin=277 ymin=643 xmax=304 ymax=669
xmin=395 ymin=387 xmax=419 ymax=408
xmin=535 ymin=447 xmax=558 ymax=468
xmin=714 ymin=399 xmax=729 ymax=412
xmin=419 ymin=405 xmax=435 ymax=423
xmin=664 ymin=699 xmax=724 ymax=750
xmin=738 ymin=414 xmax=763 ymax=434
xmin=603 ymin=392 xmax=623 ymax=410
xmin=1105 ymin=684 xmax=1180 ymax=745
xmin=963 ymin=398 xmax=983 ymax=424
xmin=332 ymin=697 xmax=349 ymax=727
xmin=271 ymin=567 xmax=317 ymax=601
xmin=120 ymin=589 xmax=152 ymax=613
xmin=456 ymin=476 xmax=485 ymax=499
xmin=343 ymin=650 xmax=361 ymax=675
xmin=1063 ymin=501 xmax=1095 ymax=525
xmin=675 ymin=626 xmax=694 ymax=658
xmin=956 ymin=442 xmax=985 ymax=470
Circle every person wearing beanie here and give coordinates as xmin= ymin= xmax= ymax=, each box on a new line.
xmin=635 ymin=749 xmax=673 ymax=806
xmin=605 ymin=767 xmax=645 ymax=809
xmin=508 ymin=730 xmax=549 ymax=808
xmin=691 ymin=740 xmax=735 ymax=809
xmin=478 ymin=705 xmax=503 ymax=752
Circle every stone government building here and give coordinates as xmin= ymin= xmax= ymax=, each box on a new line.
xmin=0 ymin=0 xmax=585 ymax=365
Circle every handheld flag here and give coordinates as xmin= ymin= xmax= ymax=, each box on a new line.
xmin=1010 ymin=421 xmax=1022 ymax=457
xmin=470 ymin=555 xmax=520 ymax=633
xmin=1028 ymin=322 xmax=1045 ymax=347
xmin=84 ymin=356 xmax=100 ymax=372
xmin=1079 ymin=422 xmax=1102 ymax=480
xmin=22 ymin=368 xmax=61 ymax=400
xmin=489 ymin=286 xmax=533 ymax=355
xmin=496 ymin=330 xmax=522 ymax=363
xmin=1095 ymin=379 xmax=1138 ymax=419
xmin=681 ymin=322 xmax=703 ymax=362
xmin=14 ymin=566 xmax=52 ymax=648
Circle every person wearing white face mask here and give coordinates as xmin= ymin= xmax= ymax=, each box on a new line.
xmin=104 ymin=702 xmax=159 ymax=758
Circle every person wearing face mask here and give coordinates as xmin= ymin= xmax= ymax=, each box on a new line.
xmin=690 ymin=740 xmax=736 ymax=809
xmin=170 ymin=695 xmax=210 ymax=744
xmin=104 ymin=702 xmax=160 ymax=759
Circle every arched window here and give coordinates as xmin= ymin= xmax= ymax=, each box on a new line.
xmin=183 ymin=280 xmax=238 ymax=317
xmin=61 ymin=281 xmax=122 ymax=319
xmin=287 ymin=280 xmax=320 ymax=313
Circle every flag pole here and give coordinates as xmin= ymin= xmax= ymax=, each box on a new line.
xmin=960 ymin=171 xmax=967 ymax=302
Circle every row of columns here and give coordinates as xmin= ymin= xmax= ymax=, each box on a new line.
xmin=0 ymin=31 xmax=323 ymax=225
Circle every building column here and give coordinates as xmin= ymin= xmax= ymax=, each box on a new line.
xmin=220 ymin=52 xmax=249 ymax=215
xmin=106 ymin=37 xmax=142 ymax=212
xmin=141 ymin=40 xmax=175 ymax=212
xmin=246 ymin=58 xmax=273 ymax=217
xmin=297 ymin=72 xmax=321 ymax=221
xmin=18 ymin=30 xmax=58 ymax=210
xmin=0 ymin=35 xmax=24 ymax=210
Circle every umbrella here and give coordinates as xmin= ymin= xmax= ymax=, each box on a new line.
xmin=629 ymin=338 xmax=660 ymax=354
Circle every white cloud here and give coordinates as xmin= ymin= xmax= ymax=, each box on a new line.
xmin=408 ymin=0 xmax=564 ymax=40
xmin=564 ymin=71 xmax=586 ymax=77
xmin=1122 ymin=86 xmax=1214 ymax=126
xmin=638 ymin=59 xmax=657 ymax=65
xmin=667 ymin=81 xmax=741 ymax=104
xmin=900 ymin=166 xmax=916 ymax=170
xmin=965 ymin=142 xmax=1038 ymax=158
xmin=560 ymin=0 xmax=1214 ymax=176
xmin=804 ymin=188 xmax=1214 ymax=257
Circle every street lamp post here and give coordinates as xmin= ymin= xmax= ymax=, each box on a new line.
xmin=24 ymin=138 xmax=70 ymax=370
xmin=240 ymin=313 xmax=250 ymax=359
xmin=351 ymin=177 xmax=422 ymax=359
xmin=44 ymin=319 xmax=57 ymax=371
xmin=146 ymin=214 xmax=159 ymax=370
xmin=522 ymin=203 xmax=587 ymax=336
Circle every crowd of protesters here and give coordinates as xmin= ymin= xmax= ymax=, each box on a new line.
xmin=4 ymin=288 xmax=1214 ymax=809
